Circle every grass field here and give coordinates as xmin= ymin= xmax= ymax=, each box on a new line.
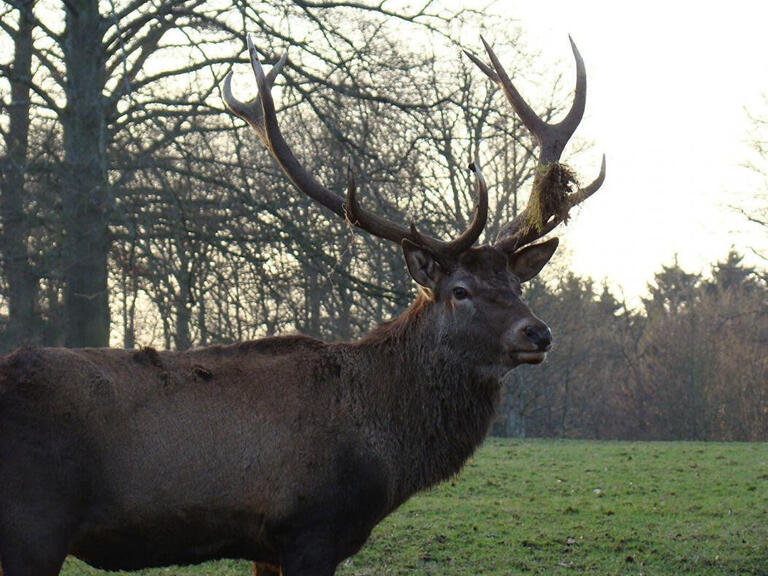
xmin=61 ymin=439 xmax=768 ymax=575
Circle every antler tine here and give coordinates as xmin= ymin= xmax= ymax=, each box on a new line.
xmin=265 ymin=50 xmax=287 ymax=85
xmin=555 ymin=36 xmax=588 ymax=162
xmin=224 ymin=34 xmax=489 ymax=261
xmin=478 ymin=36 xmax=547 ymax=148
xmin=462 ymin=49 xmax=499 ymax=84
xmin=222 ymin=37 xmax=282 ymax=149
xmin=447 ymin=155 xmax=489 ymax=254
xmin=565 ymin=153 xmax=606 ymax=210
xmin=345 ymin=156 xmax=489 ymax=265
xmin=222 ymin=71 xmax=264 ymax=137
xmin=478 ymin=35 xmax=586 ymax=164
xmin=494 ymin=155 xmax=606 ymax=253
xmin=467 ymin=35 xmax=605 ymax=251
xmin=225 ymin=36 xmax=418 ymax=245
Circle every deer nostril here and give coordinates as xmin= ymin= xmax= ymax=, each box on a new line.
xmin=524 ymin=325 xmax=552 ymax=350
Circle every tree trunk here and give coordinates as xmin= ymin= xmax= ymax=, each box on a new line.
xmin=174 ymin=265 xmax=192 ymax=351
xmin=302 ymin=263 xmax=322 ymax=338
xmin=0 ymin=0 xmax=38 ymax=351
xmin=198 ymin=296 xmax=208 ymax=347
xmin=334 ymin=248 xmax=354 ymax=340
xmin=61 ymin=0 xmax=110 ymax=347
xmin=121 ymin=270 xmax=137 ymax=349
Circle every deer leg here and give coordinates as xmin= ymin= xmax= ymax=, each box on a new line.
xmin=0 ymin=496 xmax=76 ymax=576
xmin=0 ymin=461 xmax=81 ymax=575
xmin=280 ymin=553 xmax=337 ymax=576
xmin=0 ymin=414 xmax=87 ymax=576
xmin=0 ymin=553 xmax=66 ymax=576
xmin=0 ymin=496 xmax=74 ymax=576
xmin=0 ymin=522 xmax=69 ymax=576
xmin=277 ymin=452 xmax=388 ymax=576
xmin=277 ymin=527 xmax=341 ymax=576
xmin=252 ymin=562 xmax=282 ymax=576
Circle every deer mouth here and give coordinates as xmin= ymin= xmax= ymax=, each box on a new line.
xmin=507 ymin=350 xmax=548 ymax=365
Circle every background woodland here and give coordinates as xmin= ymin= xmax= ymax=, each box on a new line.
xmin=1 ymin=0 xmax=767 ymax=440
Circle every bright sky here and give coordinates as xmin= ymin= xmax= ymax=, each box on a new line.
xmin=481 ymin=1 xmax=768 ymax=300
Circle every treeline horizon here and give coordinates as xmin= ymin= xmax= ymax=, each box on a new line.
xmin=493 ymin=249 xmax=768 ymax=442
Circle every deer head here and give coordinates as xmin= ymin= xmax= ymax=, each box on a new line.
xmin=222 ymin=35 xmax=604 ymax=368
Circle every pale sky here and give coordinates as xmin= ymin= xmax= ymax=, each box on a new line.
xmin=479 ymin=1 xmax=768 ymax=300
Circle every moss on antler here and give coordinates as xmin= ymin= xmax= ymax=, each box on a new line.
xmin=525 ymin=162 xmax=579 ymax=234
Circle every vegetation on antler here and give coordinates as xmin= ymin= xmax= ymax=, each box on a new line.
xmin=525 ymin=162 xmax=578 ymax=234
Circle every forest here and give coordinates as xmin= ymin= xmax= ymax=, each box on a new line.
xmin=1 ymin=0 xmax=767 ymax=441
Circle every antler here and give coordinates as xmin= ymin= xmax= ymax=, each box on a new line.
xmin=223 ymin=35 xmax=488 ymax=266
xmin=465 ymin=36 xmax=606 ymax=252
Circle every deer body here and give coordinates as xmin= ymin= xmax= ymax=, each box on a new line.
xmin=0 ymin=254 xmax=533 ymax=573
xmin=0 ymin=34 xmax=604 ymax=576
xmin=1 ymin=337 xmax=396 ymax=571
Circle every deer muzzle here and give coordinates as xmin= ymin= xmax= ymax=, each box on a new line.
xmin=503 ymin=317 xmax=552 ymax=365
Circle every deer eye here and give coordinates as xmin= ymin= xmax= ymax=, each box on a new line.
xmin=452 ymin=286 xmax=470 ymax=300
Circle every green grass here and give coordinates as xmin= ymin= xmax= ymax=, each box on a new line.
xmin=62 ymin=439 xmax=768 ymax=575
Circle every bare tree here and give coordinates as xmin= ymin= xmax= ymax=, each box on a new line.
xmin=0 ymin=0 xmax=38 ymax=348
xmin=0 ymin=0 xmax=455 ymax=348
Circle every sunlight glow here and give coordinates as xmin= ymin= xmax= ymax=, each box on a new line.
xmin=483 ymin=1 xmax=768 ymax=299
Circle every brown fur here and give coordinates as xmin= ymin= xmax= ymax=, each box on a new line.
xmin=0 ymin=245 xmax=554 ymax=576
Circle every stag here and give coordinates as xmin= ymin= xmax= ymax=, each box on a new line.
xmin=0 ymin=35 xmax=603 ymax=576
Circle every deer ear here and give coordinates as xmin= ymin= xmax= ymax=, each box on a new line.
xmin=402 ymin=239 xmax=441 ymax=289
xmin=507 ymin=237 xmax=559 ymax=282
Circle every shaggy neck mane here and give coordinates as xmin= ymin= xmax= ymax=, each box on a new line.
xmin=349 ymin=291 xmax=503 ymax=503
xmin=356 ymin=290 xmax=433 ymax=346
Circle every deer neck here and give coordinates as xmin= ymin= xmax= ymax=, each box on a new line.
xmin=353 ymin=295 xmax=503 ymax=502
